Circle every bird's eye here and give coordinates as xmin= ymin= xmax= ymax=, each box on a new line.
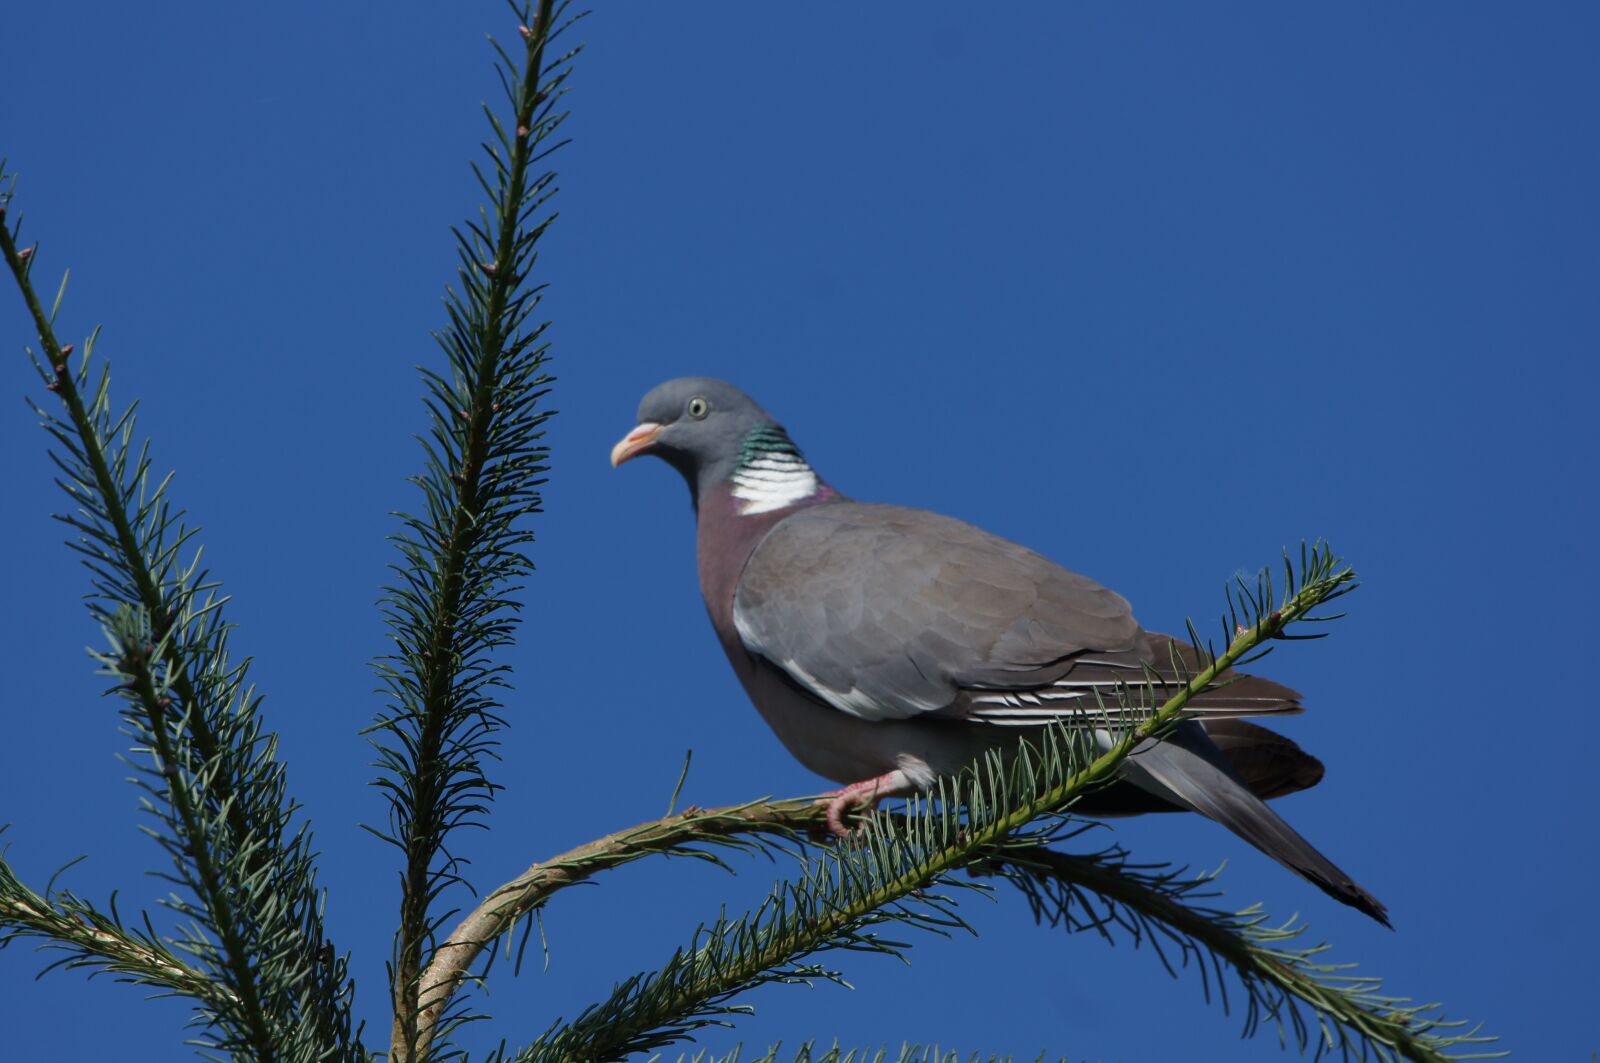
xmin=686 ymin=396 xmax=710 ymax=420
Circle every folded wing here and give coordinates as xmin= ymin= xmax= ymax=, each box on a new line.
xmin=733 ymin=502 xmax=1297 ymax=725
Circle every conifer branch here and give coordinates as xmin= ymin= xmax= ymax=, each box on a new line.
xmin=994 ymin=845 xmax=1501 ymax=1060
xmin=416 ymin=554 xmax=1340 ymax=1040
xmin=2 ymin=188 xmax=266 ymax=888
xmin=371 ymin=3 xmax=577 ymax=1059
xmin=0 ymin=853 xmax=232 ymax=1010
xmin=415 ymin=798 xmax=817 ymax=1040
xmin=487 ymin=551 xmax=1493 ymax=1062
xmin=1 ymin=178 xmax=360 ymax=1062
xmin=99 ymin=610 xmax=281 ymax=1057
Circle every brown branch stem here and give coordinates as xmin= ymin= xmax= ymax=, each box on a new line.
xmin=412 ymin=798 xmax=825 ymax=1058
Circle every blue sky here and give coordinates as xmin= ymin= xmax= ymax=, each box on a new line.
xmin=2 ymin=3 xmax=1595 ymax=1059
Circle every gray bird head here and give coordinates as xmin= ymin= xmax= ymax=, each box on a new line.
xmin=611 ymin=377 xmax=814 ymax=507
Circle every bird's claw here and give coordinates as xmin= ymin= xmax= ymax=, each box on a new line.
xmin=817 ymin=779 xmax=890 ymax=838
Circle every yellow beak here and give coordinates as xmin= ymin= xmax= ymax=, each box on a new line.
xmin=610 ymin=422 xmax=664 ymax=467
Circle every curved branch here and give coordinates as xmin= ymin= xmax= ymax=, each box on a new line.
xmin=419 ymin=556 xmax=1342 ymax=1044
xmin=414 ymin=798 xmax=824 ymax=1055
xmin=553 ymin=575 xmax=1346 ymax=1058
xmin=428 ymin=551 xmax=1494 ymax=1061
xmin=431 ymin=554 xmax=1492 ymax=1063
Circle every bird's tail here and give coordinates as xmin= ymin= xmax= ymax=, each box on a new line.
xmin=1122 ymin=722 xmax=1391 ymax=927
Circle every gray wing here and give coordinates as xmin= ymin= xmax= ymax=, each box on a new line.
xmin=731 ymin=502 xmax=1143 ymax=722
xmin=732 ymin=502 xmax=1299 ymax=724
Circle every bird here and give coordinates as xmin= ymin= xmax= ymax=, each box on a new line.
xmin=610 ymin=376 xmax=1388 ymax=926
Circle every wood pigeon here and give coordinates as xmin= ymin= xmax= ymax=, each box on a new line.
xmin=612 ymin=377 xmax=1388 ymax=925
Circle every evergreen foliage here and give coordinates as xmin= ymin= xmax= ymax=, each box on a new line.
xmin=1 ymin=165 xmax=360 ymax=1063
xmin=363 ymin=0 xmax=579 ymax=1056
xmin=0 ymin=4 xmax=1498 ymax=1061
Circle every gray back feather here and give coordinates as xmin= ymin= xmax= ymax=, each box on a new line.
xmin=732 ymin=502 xmax=1141 ymax=721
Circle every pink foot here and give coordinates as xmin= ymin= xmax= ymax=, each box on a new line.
xmin=817 ymin=769 xmax=913 ymax=837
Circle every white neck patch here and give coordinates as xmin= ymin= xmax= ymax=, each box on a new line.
xmin=730 ymin=450 xmax=819 ymax=515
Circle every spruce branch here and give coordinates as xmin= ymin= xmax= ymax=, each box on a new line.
xmin=1 ymin=176 xmax=360 ymax=1062
xmin=369 ymin=3 xmax=578 ymax=1059
xmin=414 ymin=798 xmax=814 ymax=1052
xmin=993 ymin=844 xmax=1502 ymax=1061
xmin=3 ymin=182 xmax=273 ymax=885
xmin=0 ymin=851 xmax=232 ymax=1010
xmin=486 ymin=550 xmax=1493 ymax=1062
xmin=409 ymin=547 xmax=1341 ymax=1034
xmin=98 ymin=609 xmax=282 ymax=1058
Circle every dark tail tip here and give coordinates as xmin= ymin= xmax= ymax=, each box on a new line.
xmin=1274 ymin=841 xmax=1390 ymax=927
xmin=1339 ymin=883 xmax=1392 ymax=928
xmin=1131 ymin=729 xmax=1393 ymax=928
